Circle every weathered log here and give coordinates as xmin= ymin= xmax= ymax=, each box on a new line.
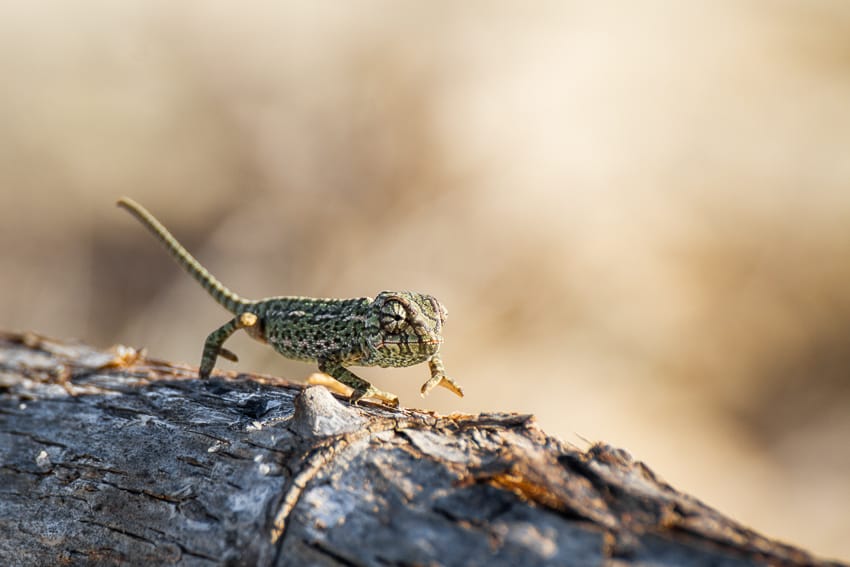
xmin=0 ymin=331 xmax=842 ymax=566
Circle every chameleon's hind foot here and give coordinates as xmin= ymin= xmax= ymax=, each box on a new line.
xmin=199 ymin=346 xmax=238 ymax=378
xmin=199 ymin=357 xmax=215 ymax=379
xmin=199 ymin=312 xmax=259 ymax=378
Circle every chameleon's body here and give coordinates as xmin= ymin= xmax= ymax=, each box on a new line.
xmin=117 ymin=197 xmax=462 ymax=407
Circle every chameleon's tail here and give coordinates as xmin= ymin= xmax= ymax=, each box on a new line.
xmin=117 ymin=197 xmax=249 ymax=314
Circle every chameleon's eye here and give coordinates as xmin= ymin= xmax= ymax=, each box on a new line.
xmin=379 ymin=300 xmax=408 ymax=333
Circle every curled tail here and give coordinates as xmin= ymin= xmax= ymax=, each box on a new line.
xmin=117 ymin=197 xmax=249 ymax=314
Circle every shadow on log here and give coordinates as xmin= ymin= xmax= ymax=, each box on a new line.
xmin=0 ymin=331 xmax=843 ymax=567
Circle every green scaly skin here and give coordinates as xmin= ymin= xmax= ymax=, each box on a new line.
xmin=117 ymin=197 xmax=463 ymax=407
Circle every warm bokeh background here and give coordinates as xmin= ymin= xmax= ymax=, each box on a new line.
xmin=1 ymin=1 xmax=848 ymax=560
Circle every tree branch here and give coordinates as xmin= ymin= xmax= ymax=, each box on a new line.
xmin=0 ymin=331 xmax=842 ymax=566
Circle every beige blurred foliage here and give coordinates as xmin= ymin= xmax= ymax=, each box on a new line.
xmin=1 ymin=1 xmax=849 ymax=561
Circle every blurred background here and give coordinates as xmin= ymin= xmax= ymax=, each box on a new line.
xmin=1 ymin=1 xmax=849 ymax=560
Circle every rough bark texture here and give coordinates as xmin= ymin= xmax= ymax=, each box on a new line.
xmin=0 ymin=331 xmax=843 ymax=567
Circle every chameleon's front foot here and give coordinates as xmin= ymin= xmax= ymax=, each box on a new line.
xmin=349 ymin=386 xmax=399 ymax=408
xmin=420 ymin=375 xmax=464 ymax=398
xmin=421 ymin=355 xmax=464 ymax=398
xmin=318 ymin=357 xmax=399 ymax=408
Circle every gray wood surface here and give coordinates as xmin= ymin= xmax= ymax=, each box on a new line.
xmin=0 ymin=331 xmax=842 ymax=567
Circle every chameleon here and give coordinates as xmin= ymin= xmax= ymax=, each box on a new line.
xmin=116 ymin=197 xmax=463 ymax=407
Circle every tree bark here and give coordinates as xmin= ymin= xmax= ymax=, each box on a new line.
xmin=0 ymin=331 xmax=842 ymax=567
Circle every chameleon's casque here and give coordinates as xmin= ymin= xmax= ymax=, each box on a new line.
xmin=117 ymin=197 xmax=462 ymax=406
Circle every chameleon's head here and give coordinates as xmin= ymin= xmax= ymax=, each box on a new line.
xmin=364 ymin=291 xmax=447 ymax=367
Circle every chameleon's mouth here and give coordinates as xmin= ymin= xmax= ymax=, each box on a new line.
xmin=378 ymin=337 xmax=442 ymax=348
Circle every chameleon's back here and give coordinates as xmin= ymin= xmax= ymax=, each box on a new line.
xmin=256 ymin=296 xmax=372 ymax=362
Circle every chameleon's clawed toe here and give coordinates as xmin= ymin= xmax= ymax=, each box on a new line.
xmin=438 ymin=376 xmax=464 ymax=398
xmin=420 ymin=376 xmax=440 ymax=397
xmin=368 ymin=385 xmax=400 ymax=408
xmin=218 ymin=347 xmax=239 ymax=362
xmin=381 ymin=394 xmax=400 ymax=408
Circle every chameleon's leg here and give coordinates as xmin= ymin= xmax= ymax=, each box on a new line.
xmin=420 ymin=354 xmax=464 ymax=398
xmin=199 ymin=313 xmax=258 ymax=378
xmin=317 ymin=358 xmax=399 ymax=408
